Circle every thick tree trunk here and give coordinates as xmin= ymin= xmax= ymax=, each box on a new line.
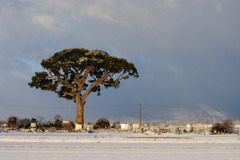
xmin=75 ymin=94 xmax=84 ymax=126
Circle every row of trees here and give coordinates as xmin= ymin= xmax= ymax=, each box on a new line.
xmin=4 ymin=114 xmax=72 ymax=130
xmin=3 ymin=115 xmax=112 ymax=131
xmin=2 ymin=116 xmax=236 ymax=134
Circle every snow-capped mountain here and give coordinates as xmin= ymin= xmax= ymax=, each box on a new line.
xmin=168 ymin=103 xmax=226 ymax=121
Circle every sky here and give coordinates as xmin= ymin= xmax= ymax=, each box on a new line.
xmin=0 ymin=0 xmax=239 ymax=123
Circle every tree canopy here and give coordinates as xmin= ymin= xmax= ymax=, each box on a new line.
xmin=95 ymin=118 xmax=110 ymax=129
xmin=28 ymin=48 xmax=139 ymax=125
xmin=29 ymin=48 xmax=138 ymax=100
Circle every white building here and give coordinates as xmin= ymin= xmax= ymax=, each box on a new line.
xmin=120 ymin=124 xmax=130 ymax=130
xmin=131 ymin=124 xmax=140 ymax=129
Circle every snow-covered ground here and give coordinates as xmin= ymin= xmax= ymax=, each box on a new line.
xmin=0 ymin=132 xmax=240 ymax=160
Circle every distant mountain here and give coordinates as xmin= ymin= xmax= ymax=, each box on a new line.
xmin=114 ymin=103 xmax=227 ymax=123
xmin=168 ymin=103 xmax=226 ymax=121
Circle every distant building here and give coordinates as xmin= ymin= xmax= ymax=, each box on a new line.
xmin=75 ymin=124 xmax=82 ymax=130
xmin=166 ymin=124 xmax=176 ymax=133
xmin=192 ymin=123 xmax=204 ymax=132
xmin=186 ymin=124 xmax=191 ymax=132
xmin=49 ymin=127 xmax=57 ymax=132
xmin=234 ymin=121 xmax=240 ymax=132
xmin=85 ymin=124 xmax=94 ymax=131
xmin=62 ymin=121 xmax=69 ymax=125
xmin=120 ymin=124 xmax=130 ymax=130
xmin=0 ymin=121 xmax=7 ymax=128
xmin=131 ymin=124 xmax=140 ymax=129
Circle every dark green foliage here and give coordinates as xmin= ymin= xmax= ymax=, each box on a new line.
xmin=210 ymin=119 xmax=234 ymax=134
xmin=95 ymin=118 xmax=110 ymax=129
xmin=19 ymin=118 xmax=30 ymax=125
xmin=17 ymin=123 xmax=24 ymax=129
xmin=28 ymin=48 xmax=139 ymax=101
xmin=8 ymin=116 xmax=18 ymax=128
xmin=54 ymin=119 xmax=63 ymax=130
xmin=70 ymin=121 xmax=75 ymax=129
xmin=19 ymin=118 xmax=31 ymax=129
xmin=31 ymin=118 xmax=37 ymax=123
xmin=24 ymin=122 xmax=31 ymax=129
xmin=210 ymin=123 xmax=224 ymax=134
xmin=43 ymin=121 xmax=54 ymax=128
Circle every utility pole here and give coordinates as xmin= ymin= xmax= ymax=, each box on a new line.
xmin=140 ymin=104 xmax=142 ymax=127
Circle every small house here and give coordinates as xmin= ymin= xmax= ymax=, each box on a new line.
xmin=120 ymin=123 xmax=130 ymax=130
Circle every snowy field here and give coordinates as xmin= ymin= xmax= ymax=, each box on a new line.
xmin=0 ymin=132 xmax=240 ymax=160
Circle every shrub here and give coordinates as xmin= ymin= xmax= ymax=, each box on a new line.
xmin=210 ymin=123 xmax=224 ymax=134
xmin=210 ymin=119 xmax=234 ymax=134
xmin=95 ymin=118 xmax=110 ymax=129
xmin=222 ymin=118 xmax=234 ymax=134
xmin=54 ymin=119 xmax=63 ymax=130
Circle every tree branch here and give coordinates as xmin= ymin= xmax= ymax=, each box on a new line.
xmin=74 ymin=69 xmax=84 ymax=89
xmin=81 ymin=71 xmax=108 ymax=100
xmin=78 ymin=66 xmax=94 ymax=91
xmin=101 ymin=72 xmax=125 ymax=86
xmin=54 ymin=74 xmax=75 ymax=92
xmin=62 ymin=91 xmax=74 ymax=97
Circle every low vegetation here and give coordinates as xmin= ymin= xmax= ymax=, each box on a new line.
xmin=210 ymin=118 xmax=234 ymax=134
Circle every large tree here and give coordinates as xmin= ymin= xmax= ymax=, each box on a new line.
xmin=28 ymin=48 xmax=138 ymax=125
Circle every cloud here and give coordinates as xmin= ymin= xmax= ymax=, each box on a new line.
xmin=157 ymin=0 xmax=180 ymax=10
xmin=31 ymin=14 xmax=63 ymax=31
xmin=215 ymin=3 xmax=222 ymax=13
xmin=84 ymin=2 xmax=116 ymax=23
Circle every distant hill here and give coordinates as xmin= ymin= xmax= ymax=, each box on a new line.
xmin=112 ymin=103 xmax=227 ymax=123
xmin=167 ymin=103 xmax=226 ymax=121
